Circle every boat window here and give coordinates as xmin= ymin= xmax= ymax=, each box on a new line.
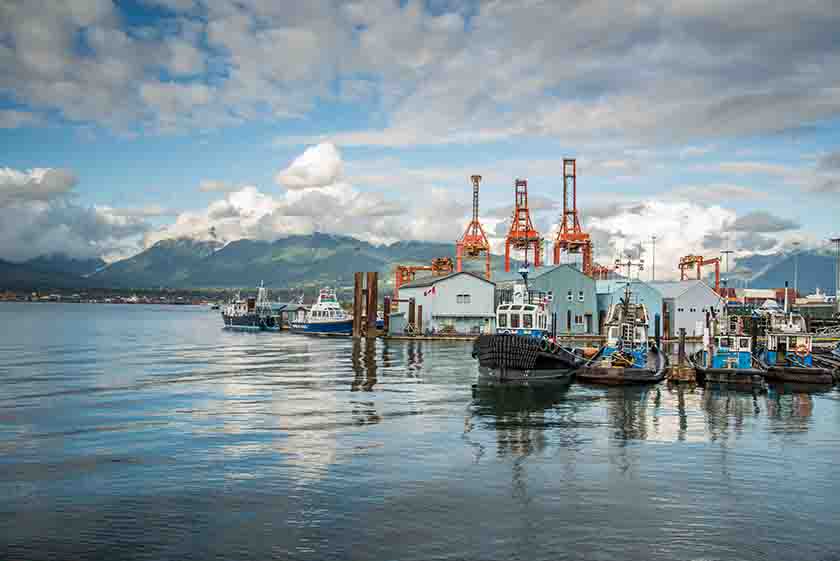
xmin=511 ymin=305 xmax=523 ymax=311
xmin=523 ymin=305 xmax=535 ymax=311
xmin=740 ymin=338 xmax=750 ymax=350
xmin=499 ymin=305 xmax=510 ymax=311
xmin=636 ymin=328 xmax=645 ymax=341
xmin=510 ymin=314 xmax=520 ymax=328
xmin=523 ymin=314 xmax=533 ymax=328
xmin=609 ymin=327 xmax=619 ymax=340
xmin=498 ymin=313 xmax=507 ymax=328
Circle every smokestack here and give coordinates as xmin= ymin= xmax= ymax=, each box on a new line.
xmin=784 ymin=281 xmax=789 ymax=313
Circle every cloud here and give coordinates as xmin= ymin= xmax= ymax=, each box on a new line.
xmin=0 ymin=166 xmax=158 ymax=262
xmin=730 ymin=211 xmax=800 ymax=233
xmin=667 ymin=183 xmax=767 ymax=203
xmin=818 ymin=151 xmax=840 ymax=171
xmin=1 ymin=0 xmax=838 ymax=146
xmin=588 ymin=200 xmax=737 ymax=280
xmin=198 ymin=179 xmax=238 ymax=193
xmin=275 ymin=143 xmax=343 ymax=189
xmin=811 ymin=178 xmax=840 ymax=193
xmin=0 ymin=167 xmax=78 ymax=204
xmin=0 ymin=109 xmax=43 ymax=129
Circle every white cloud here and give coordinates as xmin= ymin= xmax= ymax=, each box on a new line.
xmin=589 ymin=200 xmax=737 ymax=281
xmin=0 ymin=167 xmax=78 ymax=204
xmin=275 ymin=143 xmax=343 ymax=189
xmin=198 ymin=179 xmax=238 ymax=193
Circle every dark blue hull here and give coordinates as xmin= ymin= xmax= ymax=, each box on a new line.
xmin=222 ymin=313 xmax=279 ymax=332
xmin=290 ymin=319 xmax=353 ymax=335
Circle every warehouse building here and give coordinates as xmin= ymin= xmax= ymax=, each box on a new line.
xmin=528 ymin=265 xmax=598 ymax=334
xmin=650 ymin=280 xmax=723 ymax=337
xmin=394 ymin=271 xmax=496 ymax=335
xmin=596 ymin=279 xmax=664 ymax=337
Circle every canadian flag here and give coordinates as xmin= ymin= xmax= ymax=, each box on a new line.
xmin=424 ymin=286 xmax=437 ymax=297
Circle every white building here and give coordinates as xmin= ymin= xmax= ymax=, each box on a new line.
xmin=395 ymin=271 xmax=496 ymax=334
xmin=651 ymin=280 xmax=723 ymax=337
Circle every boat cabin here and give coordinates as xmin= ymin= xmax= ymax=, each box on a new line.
xmin=764 ymin=311 xmax=814 ymax=367
xmin=495 ymin=283 xmax=551 ymax=337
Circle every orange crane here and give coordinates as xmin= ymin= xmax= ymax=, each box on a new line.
xmin=678 ymin=254 xmax=721 ymax=293
xmin=455 ymin=175 xmax=491 ymax=279
xmin=553 ymin=158 xmax=593 ymax=275
xmin=504 ymin=179 xmax=542 ymax=272
xmin=393 ymin=257 xmax=454 ymax=299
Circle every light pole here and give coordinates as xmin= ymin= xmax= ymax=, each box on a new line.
xmin=721 ymin=249 xmax=733 ymax=288
xmin=792 ymin=241 xmax=801 ymax=297
xmin=831 ymin=237 xmax=840 ymax=316
xmin=650 ymin=235 xmax=657 ymax=282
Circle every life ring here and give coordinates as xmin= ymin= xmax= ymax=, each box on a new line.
xmin=502 ymin=330 xmax=511 ymax=335
xmin=795 ymin=345 xmax=809 ymax=357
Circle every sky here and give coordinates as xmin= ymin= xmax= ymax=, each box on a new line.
xmin=1 ymin=0 xmax=839 ymax=280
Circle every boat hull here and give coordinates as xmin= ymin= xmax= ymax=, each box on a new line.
xmin=696 ymin=367 xmax=766 ymax=387
xmin=290 ymin=318 xmax=353 ymax=335
xmin=477 ymin=365 xmax=573 ymax=385
xmin=763 ymin=365 xmax=834 ymax=385
xmin=577 ymin=347 xmax=666 ymax=385
xmin=222 ymin=313 xmax=278 ymax=331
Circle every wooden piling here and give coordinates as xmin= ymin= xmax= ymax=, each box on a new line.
xmin=383 ymin=296 xmax=391 ymax=334
xmin=668 ymin=327 xmax=696 ymax=382
xmin=417 ymin=304 xmax=423 ymax=334
xmin=408 ymin=298 xmax=416 ymax=334
xmin=353 ymin=272 xmax=363 ymax=338
xmin=366 ymin=272 xmax=378 ymax=336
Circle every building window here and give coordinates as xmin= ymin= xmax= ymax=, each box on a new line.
xmin=456 ymin=294 xmax=471 ymax=304
xmin=578 ymin=290 xmax=585 ymax=302
xmin=510 ymin=314 xmax=520 ymax=328
xmin=567 ymin=290 xmax=573 ymax=302
xmin=677 ymin=307 xmax=684 ymax=312
xmin=575 ymin=315 xmax=583 ymax=325
xmin=690 ymin=307 xmax=696 ymax=313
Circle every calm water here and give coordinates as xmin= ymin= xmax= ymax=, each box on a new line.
xmin=2 ymin=302 xmax=840 ymax=561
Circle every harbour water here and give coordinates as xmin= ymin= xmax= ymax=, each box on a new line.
xmin=2 ymin=302 xmax=840 ymax=560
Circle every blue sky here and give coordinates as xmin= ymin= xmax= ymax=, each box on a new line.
xmin=1 ymin=0 xmax=839 ymax=278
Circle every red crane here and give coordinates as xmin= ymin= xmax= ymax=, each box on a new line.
xmin=393 ymin=257 xmax=454 ymax=299
xmin=455 ymin=175 xmax=491 ymax=279
xmin=678 ymin=254 xmax=721 ymax=293
xmin=504 ymin=179 xmax=542 ymax=272
xmin=553 ymin=158 xmax=593 ymax=276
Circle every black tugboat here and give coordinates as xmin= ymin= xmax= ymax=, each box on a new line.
xmin=221 ymin=282 xmax=278 ymax=331
xmin=472 ymin=263 xmax=583 ymax=385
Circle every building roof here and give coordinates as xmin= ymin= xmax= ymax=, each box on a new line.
xmin=493 ymin=264 xmax=590 ymax=286
xmin=649 ymin=280 xmax=716 ymax=300
xmin=398 ymin=270 xmax=495 ymax=290
xmin=596 ymin=278 xmax=659 ymax=296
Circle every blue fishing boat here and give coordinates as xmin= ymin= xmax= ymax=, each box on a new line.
xmin=577 ymin=282 xmax=666 ymax=385
xmin=692 ymin=307 xmax=765 ymax=386
xmin=755 ymin=295 xmax=833 ymax=384
xmin=290 ymin=287 xmax=353 ymax=335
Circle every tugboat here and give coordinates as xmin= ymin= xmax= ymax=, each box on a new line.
xmin=691 ymin=307 xmax=766 ymax=387
xmin=755 ymin=300 xmax=833 ymax=384
xmin=221 ymin=282 xmax=277 ymax=331
xmin=472 ymin=263 xmax=583 ymax=385
xmin=290 ymin=287 xmax=353 ymax=335
xmin=576 ymin=280 xmax=666 ymax=385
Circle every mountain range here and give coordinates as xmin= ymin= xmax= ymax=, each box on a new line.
xmin=1 ymin=233 xmax=838 ymax=294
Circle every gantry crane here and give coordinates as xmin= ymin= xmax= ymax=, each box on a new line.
xmin=504 ymin=179 xmax=542 ymax=272
xmin=678 ymin=254 xmax=721 ymax=293
xmin=553 ymin=158 xmax=593 ymax=275
xmin=393 ymin=257 xmax=454 ymax=299
xmin=456 ymin=175 xmax=491 ymax=279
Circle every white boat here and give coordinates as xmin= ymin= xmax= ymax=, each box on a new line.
xmin=290 ymin=288 xmax=353 ymax=335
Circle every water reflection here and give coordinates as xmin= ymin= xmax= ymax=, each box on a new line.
xmin=351 ymin=338 xmax=378 ymax=392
